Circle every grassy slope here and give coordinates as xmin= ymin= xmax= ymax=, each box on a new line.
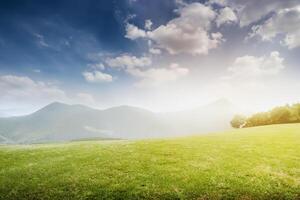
xmin=0 ymin=124 xmax=299 ymax=200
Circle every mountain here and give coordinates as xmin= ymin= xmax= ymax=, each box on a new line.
xmin=0 ymin=100 xmax=238 ymax=144
xmin=0 ymin=102 xmax=166 ymax=143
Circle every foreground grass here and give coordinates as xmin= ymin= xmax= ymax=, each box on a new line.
xmin=0 ymin=124 xmax=300 ymax=200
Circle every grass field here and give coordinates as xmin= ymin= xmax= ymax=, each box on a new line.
xmin=0 ymin=124 xmax=300 ymax=200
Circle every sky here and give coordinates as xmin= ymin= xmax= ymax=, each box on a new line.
xmin=0 ymin=0 xmax=300 ymax=116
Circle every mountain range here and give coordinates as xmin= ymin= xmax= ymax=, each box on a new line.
xmin=0 ymin=99 xmax=237 ymax=144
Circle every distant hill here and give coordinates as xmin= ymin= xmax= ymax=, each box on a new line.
xmin=0 ymin=100 xmax=238 ymax=143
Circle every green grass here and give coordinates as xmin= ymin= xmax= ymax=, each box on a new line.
xmin=0 ymin=124 xmax=300 ymax=200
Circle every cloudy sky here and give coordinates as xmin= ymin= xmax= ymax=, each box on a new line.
xmin=0 ymin=0 xmax=300 ymax=116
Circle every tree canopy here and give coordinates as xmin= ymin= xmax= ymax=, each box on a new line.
xmin=231 ymin=103 xmax=300 ymax=128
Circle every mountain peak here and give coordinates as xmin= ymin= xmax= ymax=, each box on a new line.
xmin=48 ymin=101 xmax=68 ymax=107
xmin=104 ymin=105 xmax=153 ymax=114
xmin=32 ymin=102 xmax=69 ymax=115
xmin=44 ymin=101 xmax=70 ymax=109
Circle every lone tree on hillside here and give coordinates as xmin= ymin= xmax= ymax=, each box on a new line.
xmin=231 ymin=115 xmax=247 ymax=128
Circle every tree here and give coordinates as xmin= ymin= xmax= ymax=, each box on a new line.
xmin=231 ymin=115 xmax=247 ymax=128
xmin=291 ymin=104 xmax=300 ymax=122
xmin=246 ymin=112 xmax=270 ymax=127
xmin=231 ymin=102 xmax=300 ymax=128
xmin=270 ymin=106 xmax=291 ymax=124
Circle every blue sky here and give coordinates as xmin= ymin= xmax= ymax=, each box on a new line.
xmin=0 ymin=0 xmax=300 ymax=116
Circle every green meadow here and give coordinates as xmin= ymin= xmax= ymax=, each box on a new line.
xmin=0 ymin=124 xmax=300 ymax=200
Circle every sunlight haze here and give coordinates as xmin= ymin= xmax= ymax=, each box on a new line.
xmin=0 ymin=0 xmax=299 ymax=117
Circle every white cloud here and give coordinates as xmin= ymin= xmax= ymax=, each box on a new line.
xmin=33 ymin=33 xmax=50 ymax=48
xmin=87 ymin=63 xmax=105 ymax=70
xmin=83 ymin=71 xmax=113 ymax=83
xmin=208 ymin=0 xmax=298 ymax=27
xmin=0 ymin=75 xmax=66 ymax=104
xmin=249 ymin=6 xmax=300 ymax=49
xmin=127 ymin=63 xmax=189 ymax=87
xmin=147 ymin=3 xmax=223 ymax=55
xmin=227 ymin=0 xmax=298 ymax=26
xmin=228 ymin=51 xmax=285 ymax=78
xmin=175 ymin=0 xmax=187 ymax=7
xmin=149 ymin=48 xmax=161 ymax=55
xmin=216 ymin=7 xmax=238 ymax=27
xmin=145 ymin=19 xmax=153 ymax=30
xmin=106 ymin=55 xmax=151 ymax=69
xmin=86 ymin=52 xmax=114 ymax=62
xmin=147 ymin=39 xmax=161 ymax=55
xmin=125 ymin=23 xmax=146 ymax=40
xmin=104 ymin=55 xmax=189 ymax=87
xmin=207 ymin=0 xmax=227 ymax=6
